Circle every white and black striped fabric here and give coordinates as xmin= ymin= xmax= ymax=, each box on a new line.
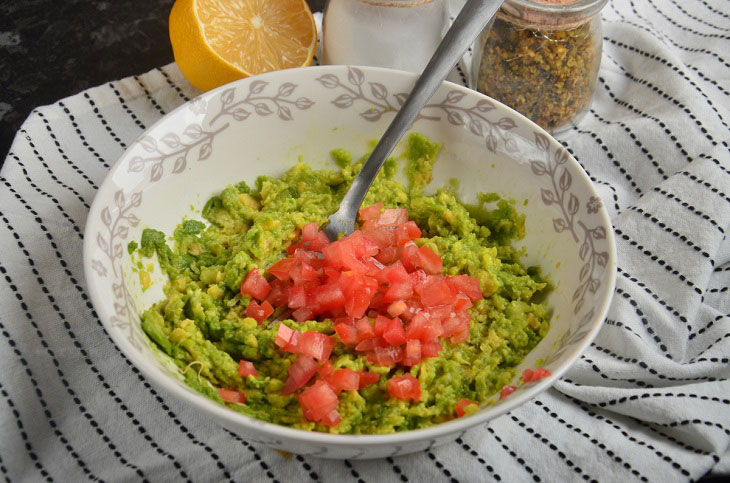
xmin=2 ymin=1 xmax=729 ymax=481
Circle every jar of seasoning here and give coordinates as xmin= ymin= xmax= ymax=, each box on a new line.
xmin=321 ymin=0 xmax=448 ymax=73
xmin=471 ymin=0 xmax=607 ymax=132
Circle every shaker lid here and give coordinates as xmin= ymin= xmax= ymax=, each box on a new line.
xmin=499 ymin=0 xmax=608 ymax=29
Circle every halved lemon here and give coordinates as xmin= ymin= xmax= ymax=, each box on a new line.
xmin=170 ymin=0 xmax=317 ymax=92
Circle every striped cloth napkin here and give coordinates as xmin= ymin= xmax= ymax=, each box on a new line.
xmin=1 ymin=0 xmax=728 ymax=481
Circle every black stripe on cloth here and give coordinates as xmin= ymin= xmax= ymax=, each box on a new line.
xmin=632 ymin=418 xmax=721 ymax=464
xmin=1 ymin=190 xmax=231 ymax=481
xmin=0 ymin=264 xmax=105 ymax=482
xmin=385 ymin=457 xmax=409 ymax=482
xmin=591 ymin=342 xmax=725 ymax=383
xmin=691 ymin=356 xmax=729 ymax=365
xmin=0 ymin=451 xmax=9 ymax=482
xmin=0 ymin=382 xmax=54 ymax=482
xmin=714 ymin=265 xmax=730 ymax=272
xmin=578 ymin=354 xmax=653 ymax=388
xmin=644 ymin=0 xmax=730 ymax=40
xmin=592 ymin=392 xmax=730 ymax=409
xmin=707 ymin=287 xmax=729 ymax=294
xmin=0 ymin=190 xmax=234 ymax=477
xmin=295 ymin=455 xmax=320 ymax=481
xmin=57 ymin=101 xmax=111 ymax=169
xmin=689 ymin=312 xmax=730 ymax=340
xmin=35 ymin=111 xmax=99 ymax=189
xmin=698 ymin=153 xmax=730 ymax=177
xmin=83 ymin=92 xmax=127 ymax=149
xmin=532 ymin=400 xmax=648 ymax=481
xmin=157 ymin=67 xmax=191 ymax=103
xmin=604 ymin=318 xmax=646 ymax=342
xmin=695 ymin=0 xmax=730 ymax=21
xmin=133 ymin=75 xmax=167 ymax=117
xmin=597 ymin=77 xmax=692 ymax=163
xmin=665 ymin=0 xmax=730 ymax=32
xmin=614 ymin=287 xmax=672 ymax=353
xmin=588 ymin=109 xmax=667 ymax=180
xmin=509 ymin=414 xmax=597 ymax=482
xmin=614 ymin=228 xmax=704 ymax=296
xmin=679 ymin=170 xmax=730 ymax=204
xmin=454 ymin=437 xmax=502 ymax=481
xmin=0 ymin=214 xmax=164 ymax=483
xmin=426 ymin=451 xmax=459 ymax=483
xmin=559 ymin=142 xmax=621 ymax=212
xmin=486 ymin=426 xmax=541 ymax=482
xmin=625 ymin=205 xmax=713 ymax=263
xmin=6 ymin=155 xmax=83 ymax=238
xmin=108 ymin=82 xmax=147 ymax=130
xmin=222 ymin=430 xmax=279 ymax=483
xmin=688 ymin=333 xmax=730 ymax=363
xmin=652 ymin=187 xmax=725 ymax=235
xmin=15 ymin=133 xmax=90 ymax=209
xmin=343 ymin=460 xmax=365 ymax=483
xmin=650 ymin=418 xmax=730 ymax=438
xmin=603 ymin=45 xmax=728 ymax=138
xmin=570 ymin=125 xmax=642 ymax=195
xmin=559 ymin=392 xmax=691 ymax=477
xmin=617 ymin=266 xmax=690 ymax=326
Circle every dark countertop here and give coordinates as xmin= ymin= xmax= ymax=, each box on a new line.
xmin=0 ymin=0 xmax=325 ymax=165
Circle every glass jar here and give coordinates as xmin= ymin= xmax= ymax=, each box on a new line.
xmin=471 ymin=0 xmax=607 ymax=132
xmin=322 ymin=0 xmax=448 ymax=73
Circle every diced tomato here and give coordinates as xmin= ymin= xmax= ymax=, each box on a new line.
xmin=297 ymin=332 xmax=335 ymax=361
xmin=320 ymin=409 xmax=342 ymax=428
xmin=399 ymin=241 xmax=420 ymax=272
xmin=334 ymin=323 xmax=359 ymax=346
xmin=301 ymin=222 xmax=318 ymax=242
xmin=453 ymin=293 xmax=473 ymax=312
xmin=292 ymin=307 xmax=313 ymax=322
xmin=375 ymin=246 xmax=398 ymax=264
xmin=408 ymin=269 xmax=428 ymax=287
xmin=356 ymin=318 xmax=376 ymax=340
xmin=386 ymin=300 xmax=408 ymax=318
xmin=416 ymin=245 xmax=443 ymax=275
xmin=275 ymin=324 xmax=297 ymax=350
xmin=286 ymin=241 xmax=304 ymax=255
xmin=241 ymin=268 xmax=272 ymax=300
xmin=499 ymin=385 xmax=517 ymax=400
xmin=217 ymin=388 xmax=246 ymax=404
xmin=318 ymin=360 xmax=335 ymax=380
xmin=406 ymin=312 xmax=442 ymax=340
xmin=374 ymin=315 xmax=390 ymax=337
xmin=357 ymin=371 xmax=380 ymax=389
xmin=266 ymin=279 xmax=289 ymax=306
xmin=268 ymin=257 xmax=297 ymax=281
xmin=237 ymin=360 xmax=259 ymax=378
xmin=367 ymin=345 xmax=404 ymax=366
xmin=359 ymin=202 xmax=382 ymax=221
xmin=455 ymin=398 xmax=478 ymax=417
xmin=331 ymin=368 xmax=360 ymax=392
xmin=522 ymin=368 xmax=551 ymax=383
xmin=383 ymin=317 xmax=407 ymax=346
xmin=395 ymin=221 xmax=422 ymax=246
xmin=245 ymin=299 xmax=274 ymax=324
xmin=421 ymin=339 xmax=442 ymax=358
xmin=416 ymin=276 xmax=456 ymax=307
xmin=310 ymin=283 xmax=345 ymax=313
xmin=378 ymin=208 xmax=408 ymax=226
xmin=387 ymin=374 xmax=421 ymax=401
xmin=403 ymin=338 xmax=421 ymax=366
xmin=297 ymin=379 xmax=339 ymax=421
xmin=281 ymin=355 xmax=319 ymax=395
xmin=446 ymin=274 xmax=483 ymax=301
xmin=355 ymin=337 xmax=386 ymax=352
xmin=309 ymin=231 xmax=330 ymax=252
xmin=291 ymin=261 xmax=319 ymax=285
xmin=383 ymin=281 xmax=413 ymax=303
xmin=287 ymin=285 xmax=307 ymax=309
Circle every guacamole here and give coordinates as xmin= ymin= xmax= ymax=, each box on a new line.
xmin=134 ymin=133 xmax=550 ymax=434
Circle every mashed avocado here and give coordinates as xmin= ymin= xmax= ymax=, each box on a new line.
xmin=134 ymin=133 xmax=550 ymax=434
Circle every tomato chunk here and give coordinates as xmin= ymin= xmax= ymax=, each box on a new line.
xmin=334 ymin=323 xmax=359 ymax=346
xmin=382 ymin=317 xmax=407 ymax=346
xmin=522 ymin=368 xmax=551 ymax=383
xmin=358 ymin=371 xmax=380 ymax=389
xmin=268 ymin=258 xmax=297 ymax=281
xmin=500 ymin=385 xmax=517 ymax=400
xmin=241 ymin=268 xmax=272 ymax=300
xmin=297 ymin=332 xmax=335 ymax=361
xmin=297 ymin=380 xmax=339 ymax=422
xmin=416 ymin=245 xmax=442 ymax=274
xmin=282 ymin=355 xmax=319 ymax=395
xmin=237 ymin=360 xmax=259 ymax=378
xmin=387 ymin=374 xmax=421 ymax=401
xmin=245 ymin=299 xmax=274 ymax=324
xmin=446 ymin=274 xmax=483 ymax=301
xmin=403 ymin=338 xmax=421 ymax=366
xmin=320 ymin=409 xmax=342 ymax=428
xmin=455 ymin=398 xmax=478 ymax=417
xmin=331 ymin=368 xmax=360 ymax=392
xmin=217 ymin=388 xmax=246 ymax=404
xmin=359 ymin=202 xmax=382 ymax=221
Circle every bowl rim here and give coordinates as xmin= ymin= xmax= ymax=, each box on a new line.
xmin=83 ymin=64 xmax=617 ymax=447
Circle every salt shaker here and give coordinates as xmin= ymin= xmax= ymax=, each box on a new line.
xmin=321 ymin=0 xmax=449 ymax=73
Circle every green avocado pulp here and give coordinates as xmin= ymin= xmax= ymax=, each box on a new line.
xmin=134 ymin=133 xmax=551 ymax=434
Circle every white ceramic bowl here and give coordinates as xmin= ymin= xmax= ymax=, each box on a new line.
xmin=83 ymin=65 xmax=616 ymax=459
